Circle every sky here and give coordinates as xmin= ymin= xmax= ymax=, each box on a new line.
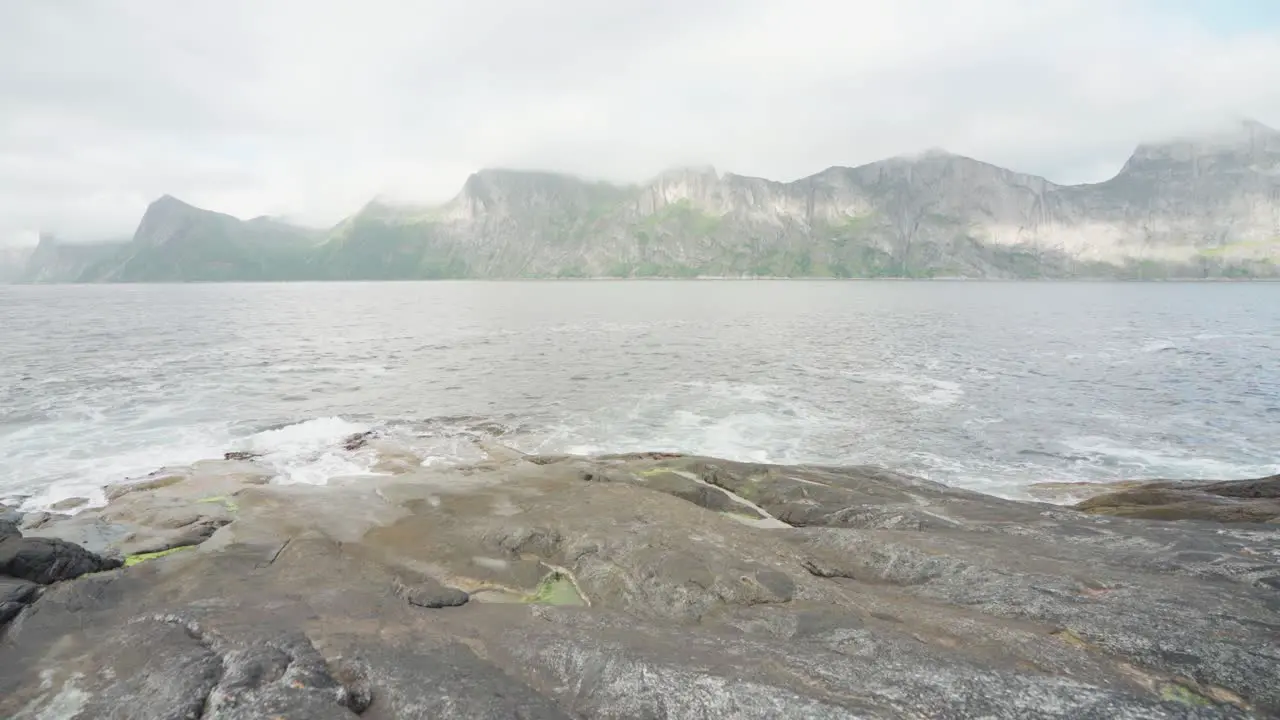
xmin=1 ymin=0 xmax=1278 ymax=245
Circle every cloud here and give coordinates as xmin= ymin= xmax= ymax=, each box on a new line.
xmin=1 ymin=0 xmax=1278 ymax=244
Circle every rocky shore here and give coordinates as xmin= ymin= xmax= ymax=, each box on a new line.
xmin=1 ymin=443 xmax=1277 ymax=719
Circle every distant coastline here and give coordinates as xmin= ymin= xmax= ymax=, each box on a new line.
xmin=6 ymin=275 xmax=1280 ymax=286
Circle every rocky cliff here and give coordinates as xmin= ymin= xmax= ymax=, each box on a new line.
xmin=80 ymin=196 xmax=324 ymax=282
xmin=14 ymin=121 xmax=1280 ymax=282
xmin=0 ymin=244 xmax=33 ymax=282
xmin=17 ymin=234 xmax=128 ymax=283
xmin=19 ymin=197 xmax=324 ymax=283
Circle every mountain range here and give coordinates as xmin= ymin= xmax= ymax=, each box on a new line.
xmin=7 ymin=120 xmax=1280 ymax=282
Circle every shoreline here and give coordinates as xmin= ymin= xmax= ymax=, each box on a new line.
xmin=2 ymin=442 xmax=1277 ymax=716
xmin=6 ymin=443 xmax=1270 ymax=519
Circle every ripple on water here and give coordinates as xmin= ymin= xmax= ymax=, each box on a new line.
xmin=1 ymin=281 xmax=1277 ymax=507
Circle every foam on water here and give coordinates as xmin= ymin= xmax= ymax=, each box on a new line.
xmin=2 ymin=399 xmax=236 ymax=512
xmin=1059 ymin=435 xmax=1280 ymax=481
xmin=4 ymin=282 xmax=1278 ymax=512
xmin=531 ymin=380 xmax=866 ymax=467
xmin=234 ymin=416 xmax=381 ymax=485
xmin=848 ymin=370 xmax=967 ymax=407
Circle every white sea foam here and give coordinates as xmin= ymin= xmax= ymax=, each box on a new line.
xmin=235 ymin=416 xmax=380 ymax=485
xmin=850 ymin=370 xmax=966 ymax=407
xmin=4 ymin=283 xmax=1277 ymax=515
xmin=1060 ymin=436 xmax=1280 ymax=480
xmin=11 ymin=419 xmax=234 ymax=513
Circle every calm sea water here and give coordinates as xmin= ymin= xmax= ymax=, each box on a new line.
xmin=1 ymin=281 xmax=1277 ymax=510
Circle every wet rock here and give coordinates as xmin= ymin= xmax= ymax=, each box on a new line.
xmin=222 ymin=450 xmax=261 ymax=461
xmin=1027 ymin=479 xmax=1148 ymax=503
xmin=0 ymin=503 xmax=22 ymax=525
xmin=368 ymin=440 xmax=425 ymax=474
xmin=105 ymin=472 xmax=187 ymax=501
xmin=342 ymin=430 xmax=375 ymax=451
xmin=0 ymin=534 xmax=122 ymax=584
xmin=0 ymin=519 xmax=19 ymax=541
xmin=396 ymin=577 xmax=470 ymax=608
xmin=1075 ymin=475 xmax=1280 ymax=523
xmin=5 ymin=454 xmax=1278 ymax=718
xmin=19 ymin=511 xmax=66 ymax=530
xmin=1201 ymin=475 xmax=1280 ymax=499
xmin=0 ymin=576 xmax=40 ymax=624
xmin=49 ymin=497 xmax=89 ymax=512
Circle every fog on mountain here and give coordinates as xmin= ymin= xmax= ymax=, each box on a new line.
xmin=6 ymin=121 xmax=1279 ymax=283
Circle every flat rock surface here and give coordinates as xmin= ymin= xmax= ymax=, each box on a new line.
xmin=2 ymin=452 xmax=1277 ymax=718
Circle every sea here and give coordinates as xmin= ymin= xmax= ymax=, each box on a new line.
xmin=2 ymin=280 xmax=1277 ymax=511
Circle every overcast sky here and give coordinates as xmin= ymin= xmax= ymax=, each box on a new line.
xmin=1 ymin=0 xmax=1278 ymax=244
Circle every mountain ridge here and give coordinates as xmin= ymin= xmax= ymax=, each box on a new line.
xmin=14 ymin=120 xmax=1280 ymax=282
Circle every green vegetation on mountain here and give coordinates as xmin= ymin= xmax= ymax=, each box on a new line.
xmin=14 ymin=121 xmax=1280 ymax=282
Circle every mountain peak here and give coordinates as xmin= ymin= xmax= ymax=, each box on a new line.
xmin=1237 ymin=118 xmax=1279 ymax=136
xmin=655 ymin=164 xmax=718 ymax=180
xmin=148 ymin=194 xmax=195 ymax=211
xmin=916 ymin=147 xmax=958 ymax=160
xmin=457 ymin=168 xmax=601 ymax=211
xmin=1126 ymin=119 xmax=1280 ymax=166
xmin=469 ymin=167 xmax=583 ymax=184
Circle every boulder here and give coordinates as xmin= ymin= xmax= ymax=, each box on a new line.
xmin=1075 ymin=474 xmax=1280 ymax=523
xmin=0 ymin=576 xmax=40 ymax=624
xmin=342 ymin=430 xmax=375 ymax=451
xmin=0 ymin=534 xmax=122 ymax=584
xmin=19 ymin=511 xmax=67 ymax=530
xmin=48 ymin=497 xmax=89 ymax=512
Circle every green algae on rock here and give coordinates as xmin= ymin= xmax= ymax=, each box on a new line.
xmin=194 ymin=495 xmax=238 ymax=512
xmin=525 ymin=571 xmax=587 ymax=606
xmin=123 ymin=545 xmax=196 ymax=567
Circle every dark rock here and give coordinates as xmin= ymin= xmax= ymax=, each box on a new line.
xmin=1202 ymin=474 xmax=1280 ymax=499
xmin=398 ymin=577 xmax=470 ymax=609
xmin=64 ymin=615 xmax=366 ymax=720
xmin=1075 ymin=476 xmax=1280 ymax=523
xmin=223 ymin=450 xmax=261 ymax=461
xmin=342 ymin=430 xmax=375 ymax=451
xmin=0 ymin=534 xmax=123 ymax=584
xmin=0 ymin=519 xmax=19 ymax=542
xmin=0 ymin=576 xmax=40 ymax=624
xmin=78 ymin=616 xmax=224 ymax=720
